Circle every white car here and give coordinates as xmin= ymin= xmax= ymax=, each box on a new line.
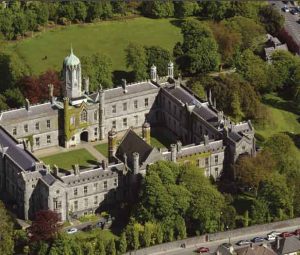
xmin=267 ymin=234 xmax=276 ymax=241
xmin=67 ymin=227 xmax=78 ymax=234
xmin=268 ymin=231 xmax=281 ymax=236
xmin=283 ymin=5 xmax=290 ymax=12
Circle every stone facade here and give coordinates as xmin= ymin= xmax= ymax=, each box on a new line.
xmin=0 ymin=50 xmax=256 ymax=221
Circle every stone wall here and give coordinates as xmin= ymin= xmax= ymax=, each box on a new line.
xmin=125 ymin=217 xmax=300 ymax=255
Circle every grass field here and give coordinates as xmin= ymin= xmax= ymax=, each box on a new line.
xmin=40 ymin=148 xmax=97 ymax=170
xmin=4 ymin=17 xmax=182 ymax=75
xmin=94 ymin=143 xmax=108 ymax=158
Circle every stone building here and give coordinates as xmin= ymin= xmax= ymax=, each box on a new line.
xmin=0 ymin=50 xmax=255 ymax=221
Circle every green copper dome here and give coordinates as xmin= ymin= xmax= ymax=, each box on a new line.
xmin=64 ymin=48 xmax=80 ymax=66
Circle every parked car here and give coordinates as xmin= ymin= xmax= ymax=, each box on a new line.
xmin=267 ymin=235 xmax=276 ymax=241
xmin=252 ymin=237 xmax=265 ymax=243
xmin=222 ymin=243 xmax=233 ymax=249
xmin=282 ymin=5 xmax=290 ymax=12
xmin=290 ymin=8 xmax=298 ymax=14
xmin=237 ymin=240 xmax=252 ymax=246
xmin=294 ymin=229 xmax=300 ymax=235
xmin=67 ymin=228 xmax=78 ymax=234
xmin=196 ymin=247 xmax=210 ymax=253
xmin=268 ymin=231 xmax=281 ymax=237
xmin=280 ymin=232 xmax=294 ymax=238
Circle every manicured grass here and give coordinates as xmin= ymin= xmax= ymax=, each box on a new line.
xmin=150 ymin=131 xmax=175 ymax=149
xmin=150 ymin=136 xmax=166 ymax=149
xmin=78 ymin=214 xmax=101 ymax=223
xmin=94 ymin=143 xmax=108 ymax=158
xmin=254 ymin=93 xmax=300 ymax=139
xmin=74 ymin=229 xmax=117 ymax=243
xmin=4 ymin=17 xmax=182 ymax=75
xmin=40 ymin=148 xmax=97 ymax=170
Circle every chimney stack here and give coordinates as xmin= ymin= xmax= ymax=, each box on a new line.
xmin=132 ymin=152 xmax=140 ymax=174
xmin=150 ymin=64 xmax=157 ymax=82
xmin=122 ymin=79 xmax=127 ymax=93
xmin=73 ymin=164 xmax=80 ymax=175
xmin=170 ymin=144 xmax=177 ymax=162
xmin=48 ymin=84 xmax=54 ymax=103
xmin=83 ymin=77 xmax=89 ymax=94
xmin=25 ymin=98 xmax=30 ymax=111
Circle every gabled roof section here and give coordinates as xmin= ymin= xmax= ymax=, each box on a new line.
xmin=274 ymin=237 xmax=300 ymax=255
xmin=116 ymin=129 xmax=153 ymax=169
xmin=0 ymin=126 xmax=37 ymax=171
xmin=236 ymin=245 xmax=276 ymax=255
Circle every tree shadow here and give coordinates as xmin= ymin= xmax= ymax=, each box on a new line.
xmin=285 ymin=131 xmax=300 ymax=150
xmin=112 ymin=70 xmax=135 ymax=85
xmin=262 ymin=95 xmax=300 ymax=115
xmin=86 ymin=160 xmax=99 ymax=166
xmin=169 ymin=19 xmax=185 ymax=28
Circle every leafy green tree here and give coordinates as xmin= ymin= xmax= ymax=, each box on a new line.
xmin=95 ymin=239 xmax=105 ymax=255
xmin=106 ymin=240 xmax=116 ymax=255
xmin=174 ymin=215 xmax=187 ymax=240
xmin=4 ymin=88 xmax=25 ymax=108
xmin=82 ymin=242 xmax=94 ymax=255
xmin=87 ymin=2 xmax=103 ymax=21
xmin=221 ymin=205 xmax=236 ymax=230
xmin=243 ymin=210 xmax=249 ymax=227
xmin=112 ymin=0 xmax=127 ymax=15
xmin=81 ymin=53 xmax=113 ymax=90
xmin=0 ymin=94 xmax=8 ymax=111
xmin=199 ymin=0 xmax=230 ymax=21
xmin=142 ymin=222 xmax=155 ymax=247
xmin=0 ymin=9 xmax=14 ymax=39
xmin=125 ymin=43 xmax=148 ymax=81
xmin=146 ymin=46 xmax=172 ymax=77
xmin=25 ymin=9 xmax=38 ymax=32
xmin=180 ymin=20 xmax=220 ymax=74
xmin=73 ymin=1 xmax=87 ymax=21
xmin=13 ymin=12 xmax=28 ymax=37
xmin=0 ymin=201 xmax=14 ymax=255
xmin=251 ymin=199 xmax=269 ymax=224
xmin=48 ymin=233 xmax=73 ymax=255
xmin=101 ymin=1 xmax=113 ymax=20
xmin=259 ymin=5 xmax=284 ymax=34
xmin=174 ymin=1 xmax=199 ymax=18
xmin=47 ymin=2 xmax=59 ymax=23
xmin=28 ymin=2 xmax=49 ymax=25
xmin=141 ymin=0 xmax=174 ymax=18
xmin=118 ymin=232 xmax=127 ymax=254
xmin=155 ymin=223 xmax=163 ymax=244
xmin=59 ymin=3 xmax=75 ymax=21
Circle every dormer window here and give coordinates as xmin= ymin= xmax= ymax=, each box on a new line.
xmin=81 ymin=110 xmax=87 ymax=122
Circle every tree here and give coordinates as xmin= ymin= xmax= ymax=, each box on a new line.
xmin=28 ymin=210 xmax=61 ymax=242
xmin=81 ymin=53 xmax=113 ymax=90
xmin=174 ymin=215 xmax=187 ymax=240
xmin=174 ymin=1 xmax=199 ymax=18
xmin=0 ymin=201 xmax=14 ymax=255
xmin=95 ymin=239 xmax=105 ymax=255
xmin=199 ymin=0 xmax=230 ymax=21
xmin=118 ymin=232 xmax=127 ymax=254
xmin=251 ymin=199 xmax=268 ymax=224
xmin=243 ymin=210 xmax=249 ymax=227
xmin=259 ymin=5 xmax=284 ymax=35
xmin=48 ymin=233 xmax=73 ymax=255
xmin=73 ymin=1 xmax=87 ymax=21
xmin=59 ymin=3 xmax=75 ymax=21
xmin=25 ymin=9 xmax=38 ymax=32
xmin=13 ymin=12 xmax=28 ymax=38
xmin=125 ymin=43 xmax=148 ymax=81
xmin=82 ymin=242 xmax=94 ymax=255
xmin=155 ymin=223 xmax=163 ymax=244
xmin=145 ymin=46 xmax=172 ymax=77
xmin=112 ymin=0 xmax=127 ymax=15
xmin=141 ymin=0 xmax=174 ymax=18
xmin=180 ymin=20 xmax=220 ymax=74
xmin=4 ymin=88 xmax=25 ymax=108
xmin=0 ymin=9 xmax=14 ymax=39
xmin=142 ymin=222 xmax=155 ymax=247
xmin=106 ymin=240 xmax=116 ymax=255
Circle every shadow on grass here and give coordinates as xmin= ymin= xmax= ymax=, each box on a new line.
xmin=112 ymin=70 xmax=135 ymax=85
xmin=150 ymin=130 xmax=176 ymax=148
xmin=169 ymin=19 xmax=185 ymax=28
xmin=87 ymin=160 xmax=99 ymax=165
xmin=285 ymin=131 xmax=300 ymax=150
xmin=262 ymin=95 xmax=300 ymax=115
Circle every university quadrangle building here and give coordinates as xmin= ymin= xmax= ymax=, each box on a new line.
xmin=0 ymin=50 xmax=256 ymax=221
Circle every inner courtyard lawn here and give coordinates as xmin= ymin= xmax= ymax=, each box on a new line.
xmin=4 ymin=17 xmax=182 ymax=75
xmin=94 ymin=143 xmax=108 ymax=158
xmin=40 ymin=148 xmax=97 ymax=170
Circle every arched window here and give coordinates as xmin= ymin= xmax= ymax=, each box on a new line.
xmin=94 ymin=110 xmax=98 ymax=121
xmin=81 ymin=110 xmax=87 ymax=122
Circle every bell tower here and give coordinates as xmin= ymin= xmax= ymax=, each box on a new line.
xmin=63 ymin=47 xmax=82 ymax=99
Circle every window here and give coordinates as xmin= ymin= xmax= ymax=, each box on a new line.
xmin=94 ymin=110 xmax=98 ymax=121
xmin=123 ymin=118 xmax=127 ymax=128
xmin=35 ymin=122 xmax=40 ymax=131
xmin=74 ymin=188 xmax=78 ymax=196
xmin=104 ymin=181 xmax=107 ymax=189
xmin=74 ymin=200 xmax=78 ymax=210
xmin=94 ymin=128 xmax=98 ymax=136
xmin=47 ymin=120 xmax=51 ymax=129
xmin=214 ymin=155 xmax=218 ymax=164
xmin=13 ymin=127 xmax=17 ymax=136
xmin=70 ymin=116 xmax=75 ymax=125
xmin=145 ymin=98 xmax=149 ymax=107
xmin=53 ymin=199 xmax=61 ymax=210
xmin=114 ymin=178 xmax=117 ymax=186
xmin=173 ymin=105 xmax=176 ymax=115
xmin=94 ymin=196 xmax=98 ymax=205
xmin=35 ymin=137 xmax=40 ymax=147
xmin=81 ymin=110 xmax=87 ymax=122
xmin=134 ymin=115 xmax=138 ymax=126
xmin=47 ymin=135 xmax=51 ymax=144
xmin=112 ymin=105 xmax=116 ymax=113
xmin=84 ymin=186 xmax=88 ymax=195
xmin=94 ymin=183 xmax=98 ymax=189
xmin=84 ymin=198 xmax=88 ymax=207
xmin=215 ymin=167 xmax=219 ymax=176
xmin=134 ymin=100 xmax=138 ymax=109
xmin=24 ymin=124 xmax=28 ymax=133
xmin=112 ymin=120 xmax=116 ymax=129
xmin=205 ymin=158 xmax=209 ymax=167
xmin=123 ymin=102 xmax=127 ymax=111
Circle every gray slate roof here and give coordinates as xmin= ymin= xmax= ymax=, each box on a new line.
xmin=274 ymin=237 xmax=300 ymax=255
xmin=41 ymin=174 xmax=56 ymax=186
xmin=116 ymin=129 xmax=153 ymax=169
xmin=0 ymin=126 xmax=36 ymax=171
xmin=0 ymin=102 xmax=58 ymax=123
xmin=236 ymin=245 xmax=276 ymax=255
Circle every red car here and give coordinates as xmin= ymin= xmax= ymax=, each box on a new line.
xmin=196 ymin=247 xmax=210 ymax=253
xmin=280 ymin=232 xmax=294 ymax=238
xmin=294 ymin=229 xmax=300 ymax=235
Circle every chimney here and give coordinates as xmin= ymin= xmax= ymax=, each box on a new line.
xmin=122 ymin=79 xmax=127 ymax=93
xmin=142 ymin=122 xmax=151 ymax=144
xmin=204 ymin=135 xmax=209 ymax=145
xmin=123 ymin=153 xmax=128 ymax=166
xmin=176 ymin=141 xmax=182 ymax=152
xmin=276 ymin=236 xmax=280 ymax=250
xmin=132 ymin=152 xmax=140 ymax=174
xmin=53 ymin=164 xmax=59 ymax=176
xmin=108 ymin=129 xmax=117 ymax=163
xmin=208 ymin=89 xmax=212 ymax=106
xmin=48 ymin=84 xmax=54 ymax=103
xmin=73 ymin=164 xmax=80 ymax=175
xmin=25 ymin=98 xmax=30 ymax=111
xmin=170 ymin=144 xmax=177 ymax=162
xmin=45 ymin=165 xmax=51 ymax=174
xmin=83 ymin=77 xmax=89 ymax=94
xmin=150 ymin=64 xmax=157 ymax=82
xmin=168 ymin=61 xmax=174 ymax=79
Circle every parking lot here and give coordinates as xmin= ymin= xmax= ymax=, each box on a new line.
xmin=271 ymin=0 xmax=300 ymax=46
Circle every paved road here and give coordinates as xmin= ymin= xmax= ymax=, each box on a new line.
xmin=271 ymin=0 xmax=300 ymax=45
xmin=161 ymin=225 xmax=299 ymax=255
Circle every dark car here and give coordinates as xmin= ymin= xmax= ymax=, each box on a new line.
xmin=252 ymin=237 xmax=264 ymax=243
xmin=294 ymin=229 xmax=300 ymax=235
xmin=196 ymin=247 xmax=210 ymax=253
xmin=290 ymin=8 xmax=299 ymax=14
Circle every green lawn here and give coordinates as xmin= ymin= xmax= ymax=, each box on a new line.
xmin=94 ymin=143 xmax=108 ymax=158
xmin=254 ymin=94 xmax=300 ymax=139
xmin=40 ymin=148 xmax=97 ymax=170
xmin=4 ymin=17 xmax=182 ymax=75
